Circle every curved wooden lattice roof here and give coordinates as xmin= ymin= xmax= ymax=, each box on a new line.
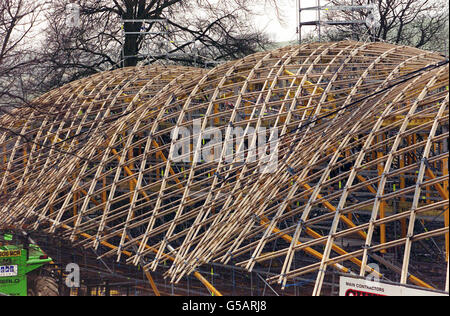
xmin=0 ymin=65 xmax=204 ymax=199
xmin=0 ymin=41 xmax=448 ymax=295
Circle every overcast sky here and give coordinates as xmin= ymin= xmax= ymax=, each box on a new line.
xmin=255 ymin=0 xmax=321 ymax=42
xmin=29 ymin=0 xmax=322 ymax=44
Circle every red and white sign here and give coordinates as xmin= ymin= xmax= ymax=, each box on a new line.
xmin=339 ymin=276 xmax=448 ymax=297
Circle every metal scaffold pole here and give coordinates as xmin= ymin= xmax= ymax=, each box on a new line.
xmin=297 ymin=0 xmax=376 ymax=43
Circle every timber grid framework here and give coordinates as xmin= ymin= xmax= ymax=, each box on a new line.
xmin=0 ymin=40 xmax=448 ymax=296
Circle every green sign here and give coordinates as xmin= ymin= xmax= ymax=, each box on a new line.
xmin=0 ymin=248 xmax=27 ymax=296
xmin=0 ymin=243 xmax=54 ymax=296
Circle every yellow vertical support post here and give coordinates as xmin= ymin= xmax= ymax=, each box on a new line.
xmin=143 ymin=269 xmax=161 ymax=296
xmin=214 ymin=103 xmax=220 ymax=126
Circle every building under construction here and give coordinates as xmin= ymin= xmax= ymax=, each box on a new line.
xmin=0 ymin=41 xmax=448 ymax=296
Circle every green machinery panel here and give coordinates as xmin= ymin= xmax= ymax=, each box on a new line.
xmin=0 ymin=242 xmax=53 ymax=296
xmin=0 ymin=249 xmax=27 ymax=296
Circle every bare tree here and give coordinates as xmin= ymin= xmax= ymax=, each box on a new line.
xmin=0 ymin=0 xmax=48 ymax=113
xmin=323 ymin=0 xmax=449 ymax=54
xmin=34 ymin=0 xmax=278 ymax=91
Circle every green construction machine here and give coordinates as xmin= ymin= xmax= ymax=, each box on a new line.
xmin=0 ymin=231 xmax=59 ymax=296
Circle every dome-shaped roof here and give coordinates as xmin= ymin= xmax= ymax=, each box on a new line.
xmin=1 ymin=41 xmax=448 ymax=295
xmin=0 ymin=65 xmax=204 ymax=199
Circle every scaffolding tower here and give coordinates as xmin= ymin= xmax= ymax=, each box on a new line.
xmin=120 ymin=19 xmax=221 ymax=68
xmin=121 ymin=19 xmax=169 ymax=66
xmin=297 ymin=0 xmax=376 ymax=43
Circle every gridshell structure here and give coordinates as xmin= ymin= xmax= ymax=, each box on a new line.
xmin=0 ymin=41 xmax=448 ymax=296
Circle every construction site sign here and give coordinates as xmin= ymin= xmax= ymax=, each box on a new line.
xmin=339 ymin=276 xmax=448 ymax=297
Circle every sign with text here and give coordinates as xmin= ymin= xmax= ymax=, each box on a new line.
xmin=340 ymin=276 xmax=448 ymax=296
xmin=0 ymin=265 xmax=18 ymax=277
xmin=0 ymin=250 xmax=21 ymax=258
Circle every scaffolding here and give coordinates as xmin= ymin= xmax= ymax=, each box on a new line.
xmin=297 ymin=0 xmax=375 ymax=43
xmin=120 ymin=19 xmax=168 ymax=66
xmin=120 ymin=19 xmax=221 ymax=68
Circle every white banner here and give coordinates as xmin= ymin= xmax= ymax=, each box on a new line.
xmin=0 ymin=265 xmax=18 ymax=277
xmin=340 ymin=276 xmax=448 ymax=297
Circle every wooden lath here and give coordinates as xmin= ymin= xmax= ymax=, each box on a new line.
xmin=0 ymin=41 xmax=448 ymax=296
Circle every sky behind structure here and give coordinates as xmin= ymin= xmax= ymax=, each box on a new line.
xmin=29 ymin=0 xmax=318 ymax=45
xmin=255 ymin=0 xmax=320 ymax=43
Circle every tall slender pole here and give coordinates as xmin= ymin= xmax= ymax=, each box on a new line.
xmin=317 ymin=0 xmax=322 ymax=42
xmin=298 ymin=0 xmax=302 ymax=44
xmin=351 ymin=0 xmax=355 ymax=40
